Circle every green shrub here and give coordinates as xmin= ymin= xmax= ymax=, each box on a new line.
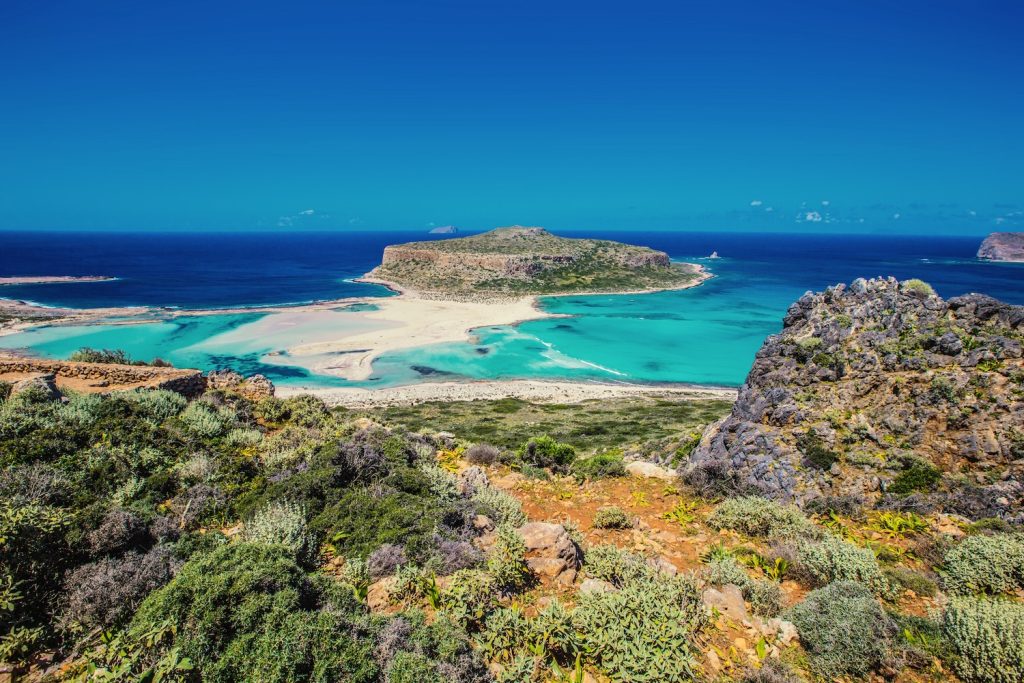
xmin=573 ymin=574 xmax=705 ymax=682
xmin=178 ymin=401 xmax=228 ymax=438
xmin=225 ymin=427 xmax=264 ymax=448
xmin=243 ymin=500 xmax=318 ymax=566
xmin=439 ymin=569 xmax=498 ymax=629
xmin=0 ymin=381 xmax=11 ymax=402
xmin=883 ymin=566 xmax=937 ymax=597
xmin=794 ymin=535 xmax=894 ymax=597
xmin=486 ymin=526 xmax=531 ymax=592
xmin=889 ymin=458 xmax=942 ymax=494
xmin=118 ymin=388 xmax=188 ymax=421
xmin=797 ymin=431 xmax=838 ymax=470
xmin=785 ymin=581 xmax=895 ymax=679
xmin=385 ymin=651 xmax=443 ymax=683
xmin=943 ymin=534 xmax=1024 ymax=596
xmin=943 ymin=597 xmax=1024 ymax=683
xmin=570 ymin=451 xmax=626 ymax=481
xmin=517 ymin=435 xmax=576 ymax=471
xmin=583 ymin=545 xmax=657 ymax=587
xmin=471 ymin=485 xmax=527 ymax=527
xmin=902 ymin=279 xmax=936 ymax=297
xmin=592 ymin=506 xmax=631 ymax=529
xmin=131 ymin=543 xmax=377 ymax=682
xmin=708 ymin=496 xmax=816 ymax=538
xmin=68 ymin=347 xmax=133 ymax=364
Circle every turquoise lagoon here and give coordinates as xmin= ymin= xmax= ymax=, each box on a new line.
xmin=2 ymin=231 xmax=1021 ymax=389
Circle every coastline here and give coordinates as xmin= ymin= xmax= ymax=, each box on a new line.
xmin=276 ymin=378 xmax=737 ymax=408
xmin=0 ymin=265 xmax=713 ymax=385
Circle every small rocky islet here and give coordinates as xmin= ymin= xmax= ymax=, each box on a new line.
xmin=977 ymin=231 xmax=1024 ymax=262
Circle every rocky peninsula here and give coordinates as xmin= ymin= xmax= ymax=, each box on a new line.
xmin=977 ymin=231 xmax=1024 ymax=262
xmin=685 ymin=276 xmax=1023 ymax=520
xmin=363 ymin=226 xmax=707 ymax=300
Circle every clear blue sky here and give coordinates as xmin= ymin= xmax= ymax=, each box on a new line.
xmin=1 ymin=0 xmax=1021 ymax=233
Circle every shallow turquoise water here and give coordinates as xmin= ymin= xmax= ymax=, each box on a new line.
xmin=3 ymin=232 xmax=1021 ymax=388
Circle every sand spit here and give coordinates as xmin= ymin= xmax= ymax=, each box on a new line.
xmin=0 ymin=275 xmax=115 ymax=286
xmin=277 ymin=379 xmax=737 ymax=408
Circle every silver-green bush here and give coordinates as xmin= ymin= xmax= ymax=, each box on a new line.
xmin=592 ymin=506 xmax=631 ymax=529
xmin=943 ymin=534 xmax=1024 ymax=596
xmin=471 ymin=485 xmax=527 ymax=527
xmin=785 ymin=581 xmax=895 ymax=679
xmin=794 ymin=535 xmax=894 ymax=597
xmin=242 ymin=500 xmax=317 ymax=564
xmin=572 ymin=574 xmax=705 ymax=682
xmin=942 ymin=597 xmax=1024 ymax=683
xmin=708 ymin=496 xmax=816 ymax=538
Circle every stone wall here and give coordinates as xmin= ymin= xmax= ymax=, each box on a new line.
xmin=0 ymin=356 xmax=206 ymax=397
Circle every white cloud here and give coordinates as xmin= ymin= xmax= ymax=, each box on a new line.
xmin=969 ymin=210 xmax=977 ymax=216
xmin=822 ymin=200 xmax=830 ymax=206
xmin=750 ymin=199 xmax=763 ymax=207
xmin=804 ymin=211 xmax=823 ymax=223
xmin=765 ymin=206 xmax=774 ymax=213
xmin=893 ymin=213 xmax=901 ymax=220
xmin=277 ymin=216 xmax=294 ymax=227
xmin=299 ymin=209 xmax=315 ymax=216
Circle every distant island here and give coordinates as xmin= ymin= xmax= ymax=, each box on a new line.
xmin=0 ymin=275 xmax=114 ymax=286
xmin=428 ymin=225 xmax=459 ymax=234
xmin=977 ymin=232 xmax=1024 ymax=262
xmin=363 ymin=226 xmax=708 ymax=299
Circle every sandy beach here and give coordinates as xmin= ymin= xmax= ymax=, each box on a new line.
xmin=277 ymin=378 xmax=737 ymax=408
xmin=283 ymin=295 xmax=555 ymax=380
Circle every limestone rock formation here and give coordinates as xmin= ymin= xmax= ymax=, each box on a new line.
xmin=685 ymin=277 xmax=1024 ymax=520
xmin=515 ymin=522 xmax=580 ymax=586
xmin=977 ymin=232 xmax=1024 ymax=262
xmin=205 ymin=369 xmax=275 ymax=400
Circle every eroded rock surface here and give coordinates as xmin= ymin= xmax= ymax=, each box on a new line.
xmin=686 ymin=277 xmax=1024 ymax=519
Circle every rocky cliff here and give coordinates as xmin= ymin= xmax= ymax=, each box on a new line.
xmin=366 ymin=226 xmax=703 ymax=299
xmin=685 ymin=277 xmax=1024 ymax=521
xmin=977 ymin=232 xmax=1024 ymax=262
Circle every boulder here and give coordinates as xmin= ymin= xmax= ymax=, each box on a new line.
xmin=578 ymin=578 xmax=616 ymax=594
xmin=11 ymin=374 xmax=61 ymax=401
xmin=625 ymin=461 xmax=677 ymax=480
xmin=240 ymin=374 xmax=275 ymax=400
xmin=515 ymin=522 xmax=580 ymax=586
xmin=702 ymin=583 xmax=749 ymax=621
xmin=366 ymin=576 xmax=397 ymax=613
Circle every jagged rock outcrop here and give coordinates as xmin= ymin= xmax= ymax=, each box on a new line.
xmin=365 ymin=226 xmax=705 ymax=299
xmin=977 ymin=232 xmax=1024 ymax=262
xmin=515 ymin=522 xmax=580 ymax=586
xmin=686 ymin=277 xmax=1024 ymax=520
xmin=205 ymin=369 xmax=275 ymax=400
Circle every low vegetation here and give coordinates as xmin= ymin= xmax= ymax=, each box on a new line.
xmin=0 ymin=381 xmax=1021 ymax=682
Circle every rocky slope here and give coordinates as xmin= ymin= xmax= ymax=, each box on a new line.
xmin=685 ymin=277 xmax=1024 ymax=520
xmin=365 ymin=226 xmax=705 ymax=299
xmin=977 ymin=231 xmax=1024 ymax=262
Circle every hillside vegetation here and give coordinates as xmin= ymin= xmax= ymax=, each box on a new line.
xmin=365 ymin=226 xmax=705 ymax=299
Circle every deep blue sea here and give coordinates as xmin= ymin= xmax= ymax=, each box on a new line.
xmin=1 ymin=231 xmax=1021 ymax=388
